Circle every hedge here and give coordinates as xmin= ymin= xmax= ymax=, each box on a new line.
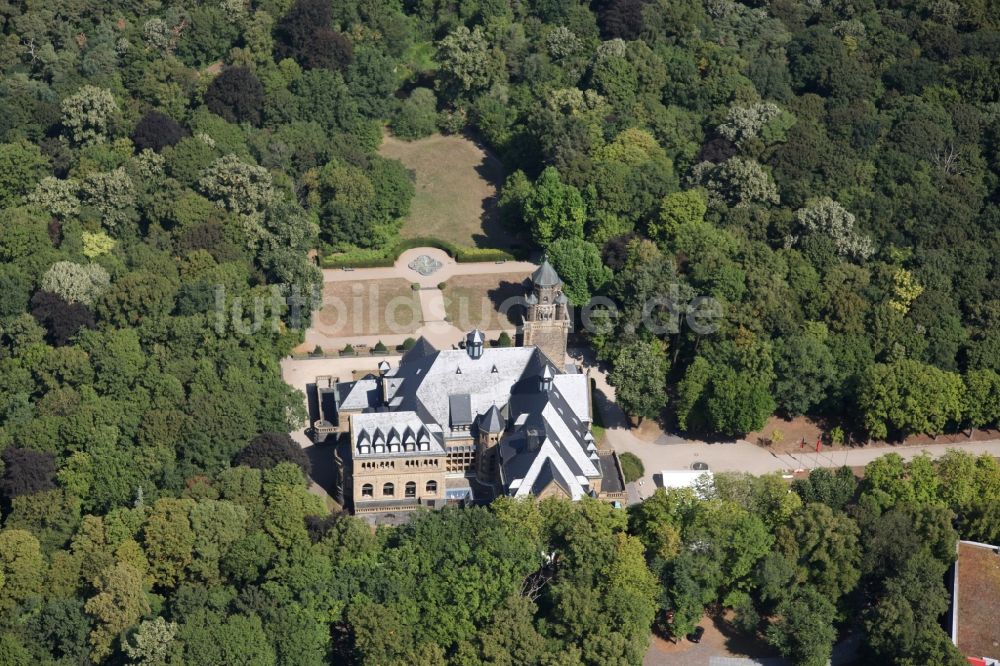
xmin=619 ymin=452 xmax=645 ymax=484
xmin=320 ymin=236 xmax=520 ymax=269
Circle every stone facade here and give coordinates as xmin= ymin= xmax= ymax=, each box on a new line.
xmin=522 ymin=259 xmax=571 ymax=366
xmin=349 ymin=450 xmax=446 ymax=513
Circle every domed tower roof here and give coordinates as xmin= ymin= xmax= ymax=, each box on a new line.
xmin=531 ymin=259 xmax=561 ymax=288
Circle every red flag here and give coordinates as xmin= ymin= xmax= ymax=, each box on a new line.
xmin=815 ymin=438 xmax=821 ymax=452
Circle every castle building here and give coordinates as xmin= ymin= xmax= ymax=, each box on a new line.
xmin=314 ymin=264 xmax=625 ymax=515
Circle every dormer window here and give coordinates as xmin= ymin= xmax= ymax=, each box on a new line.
xmin=540 ymin=365 xmax=554 ymax=392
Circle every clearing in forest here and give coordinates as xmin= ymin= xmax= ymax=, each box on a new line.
xmin=378 ymin=131 xmax=514 ymax=249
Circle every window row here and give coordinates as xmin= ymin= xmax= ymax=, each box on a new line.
xmin=360 ymin=480 xmax=438 ymax=498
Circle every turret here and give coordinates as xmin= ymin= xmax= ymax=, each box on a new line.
xmin=523 ymin=259 xmax=570 ymax=365
xmin=466 ymin=329 xmax=485 ymax=359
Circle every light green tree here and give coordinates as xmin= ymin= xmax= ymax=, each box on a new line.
xmin=436 ymin=26 xmax=505 ymax=97
xmin=198 ymin=154 xmax=275 ymax=218
xmin=142 ymin=498 xmax=196 ymax=588
xmin=85 ymin=562 xmax=151 ymax=662
xmin=963 ymin=368 xmax=1000 ymax=435
xmin=124 ymin=616 xmax=181 ymax=666
xmin=859 ymin=360 xmax=964 ymax=439
xmin=28 ymin=177 xmax=81 ymax=217
xmin=523 ymin=167 xmax=585 ymax=248
xmin=41 ymin=261 xmax=110 ymax=305
xmin=188 ymin=500 xmax=248 ymax=584
xmin=547 ymin=238 xmax=612 ymax=305
xmin=649 ymin=189 xmax=707 ymax=245
xmin=82 ymin=168 xmax=136 ymax=230
xmin=61 ymin=85 xmax=119 ymax=145
xmin=0 ymin=529 xmax=44 ymax=613
xmin=391 ymin=87 xmax=438 ymax=140
xmin=82 ymin=231 xmax=116 ymax=258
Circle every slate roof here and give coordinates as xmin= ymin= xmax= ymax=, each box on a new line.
xmin=331 ymin=330 xmax=608 ymax=500
xmin=449 ymin=393 xmax=473 ymax=427
xmin=352 ymin=411 xmax=445 ymax=457
xmin=407 ymin=346 xmax=539 ymax=434
xmin=401 ymin=336 xmax=437 ymax=361
xmin=531 ymin=259 xmax=561 ymax=287
xmin=478 ymin=404 xmax=505 ymax=433
xmin=337 ymin=376 xmax=380 ymax=411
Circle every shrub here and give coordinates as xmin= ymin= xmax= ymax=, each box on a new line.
xmin=619 ymin=452 xmax=645 ymax=483
xmin=311 ymin=345 xmax=323 ymax=356
xmin=411 ymin=283 xmax=421 ymax=291
xmin=234 ymin=432 xmax=311 ymax=477
xmin=497 ymin=331 xmax=513 ymax=347
xmin=391 ymin=88 xmax=438 ymax=140
xmin=437 ymin=282 xmax=447 ymax=290
xmin=401 ymin=337 xmax=417 ymax=351
xmin=319 ymin=237 xmax=516 ymax=268
xmin=373 ymin=340 xmax=388 ymax=353
xmin=341 ymin=344 xmax=356 ymax=356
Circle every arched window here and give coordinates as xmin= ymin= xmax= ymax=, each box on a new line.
xmin=426 ymin=480 xmax=437 ymax=494
xmin=361 ymin=484 xmax=373 ymax=498
xmin=405 ymin=481 xmax=416 ymax=498
xmin=383 ymin=482 xmax=394 ymax=497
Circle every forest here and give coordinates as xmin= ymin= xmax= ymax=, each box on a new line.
xmin=1 ymin=0 xmax=1000 ymax=663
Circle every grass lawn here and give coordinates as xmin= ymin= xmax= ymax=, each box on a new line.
xmin=379 ymin=131 xmax=518 ymax=250
xmin=317 ymin=279 xmax=422 ymax=337
xmin=441 ymin=272 xmax=531 ymax=331
xmin=590 ymin=423 xmax=606 ymax=447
